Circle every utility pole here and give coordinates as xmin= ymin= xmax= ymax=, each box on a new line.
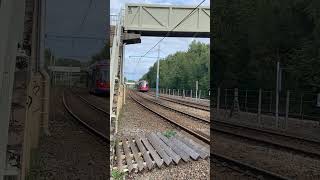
xmin=156 ymin=44 xmax=160 ymax=99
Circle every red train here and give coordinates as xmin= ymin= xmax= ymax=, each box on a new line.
xmin=87 ymin=60 xmax=109 ymax=95
xmin=137 ymin=80 xmax=149 ymax=92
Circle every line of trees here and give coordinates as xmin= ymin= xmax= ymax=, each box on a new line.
xmin=141 ymin=41 xmax=209 ymax=91
xmin=212 ymin=0 xmax=320 ymax=93
xmin=44 ymin=49 xmax=82 ymax=68
xmin=44 ymin=42 xmax=109 ymax=69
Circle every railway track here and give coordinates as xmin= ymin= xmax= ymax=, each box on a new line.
xmin=146 ymin=92 xmax=210 ymax=111
xmin=138 ymin=92 xmax=209 ymax=124
xmin=213 ymin=120 xmax=320 ymax=159
xmin=130 ymin=91 xmax=291 ymax=179
xmin=141 ymin=92 xmax=320 ymax=159
xmin=141 ymin=91 xmax=320 ymax=158
xmin=63 ymin=89 xmax=108 ymax=142
xmin=212 ymin=152 xmax=291 ymax=180
xmin=130 ymin=91 xmax=209 ymax=143
xmin=147 ymin=92 xmax=210 ymax=110
xmin=72 ymin=89 xmax=110 ymax=116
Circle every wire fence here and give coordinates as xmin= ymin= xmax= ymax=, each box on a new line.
xmin=149 ymin=88 xmax=210 ymax=101
xmin=212 ymin=88 xmax=320 ymax=129
xmin=110 ymin=15 xmax=120 ymax=26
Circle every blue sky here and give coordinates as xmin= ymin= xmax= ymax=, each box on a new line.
xmin=111 ymin=0 xmax=210 ymax=80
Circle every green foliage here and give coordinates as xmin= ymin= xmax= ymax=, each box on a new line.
xmin=141 ymin=41 xmax=209 ymax=90
xmin=213 ymin=0 xmax=320 ymax=92
xmin=44 ymin=48 xmax=82 ymax=68
xmin=163 ymin=129 xmax=176 ymax=138
xmin=111 ymin=169 xmax=124 ymax=180
xmin=90 ymin=43 xmax=109 ymax=65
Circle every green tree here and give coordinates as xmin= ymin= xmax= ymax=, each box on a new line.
xmin=212 ymin=0 xmax=320 ymax=92
xmin=141 ymin=41 xmax=209 ymax=91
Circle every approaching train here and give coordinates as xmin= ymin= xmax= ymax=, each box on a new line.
xmin=87 ymin=60 xmax=109 ymax=94
xmin=137 ymin=80 xmax=149 ymax=92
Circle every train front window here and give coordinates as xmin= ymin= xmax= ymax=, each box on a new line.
xmin=100 ymin=69 xmax=109 ymax=82
xmin=142 ymin=81 xmax=148 ymax=87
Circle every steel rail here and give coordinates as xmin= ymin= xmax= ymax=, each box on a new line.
xmin=147 ymin=92 xmax=210 ymax=111
xmin=157 ymin=90 xmax=320 ymax=148
xmin=141 ymin=91 xmax=320 ymax=158
xmin=129 ymin=91 xmax=210 ymax=144
xmin=136 ymin=92 xmax=209 ymax=123
xmin=212 ymin=121 xmax=320 ymax=159
xmin=71 ymin=89 xmax=110 ymax=116
xmin=212 ymin=152 xmax=292 ymax=180
xmin=62 ymin=91 xmax=108 ymax=142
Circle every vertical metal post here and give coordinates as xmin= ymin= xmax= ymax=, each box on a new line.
xmin=122 ymin=43 xmax=126 ymax=104
xmin=258 ymin=89 xmax=262 ymax=126
xmin=299 ymin=93 xmax=303 ymax=119
xmin=196 ymin=81 xmax=198 ymax=101
xmin=276 ymin=61 xmax=280 ymax=128
xmin=122 ymin=43 xmax=126 ymax=84
xmin=178 ymin=89 xmax=180 ymax=97
xmin=217 ymin=88 xmax=220 ymax=117
xmin=68 ymin=67 xmax=71 ymax=87
xmin=234 ymin=88 xmax=239 ymax=114
xmin=191 ymin=89 xmax=192 ymax=99
xmin=70 ymin=65 xmax=73 ymax=86
xmin=183 ymin=89 xmax=185 ymax=98
xmin=224 ymin=89 xmax=227 ymax=110
xmin=53 ymin=55 xmax=56 ymax=85
xmin=156 ymin=44 xmax=160 ymax=99
xmin=245 ymin=89 xmax=248 ymax=112
xmin=269 ymin=91 xmax=272 ymax=113
xmin=285 ymin=90 xmax=290 ymax=129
